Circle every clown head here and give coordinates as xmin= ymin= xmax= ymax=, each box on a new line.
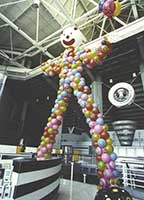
xmin=60 ymin=26 xmax=86 ymax=48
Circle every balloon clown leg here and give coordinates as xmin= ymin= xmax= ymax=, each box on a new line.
xmin=71 ymin=76 xmax=119 ymax=189
xmin=37 ymin=79 xmax=72 ymax=159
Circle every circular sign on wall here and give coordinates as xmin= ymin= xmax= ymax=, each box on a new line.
xmin=108 ymin=82 xmax=135 ymax=108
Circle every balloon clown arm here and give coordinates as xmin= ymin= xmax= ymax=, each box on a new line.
xmin=41 ymin=58 xmax=61 ymax=77
xmin=80 ymin=37 xmax=112 ymax=69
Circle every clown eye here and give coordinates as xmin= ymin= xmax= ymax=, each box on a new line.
xmin=74 ymin=27 xmax=78 ymax=30
xmin=61 ymin=31 xmax=63 ymax=34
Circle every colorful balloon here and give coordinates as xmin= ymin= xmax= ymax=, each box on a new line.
xmin=98 ymin=138 xmax=106 ymax=148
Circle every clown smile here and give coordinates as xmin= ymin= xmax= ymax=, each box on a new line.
xmin=63 ymin=39 xmax=75 ymax=46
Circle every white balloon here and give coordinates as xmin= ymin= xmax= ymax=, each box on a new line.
xmin=60 ymin=26 xmax=86 ymax=48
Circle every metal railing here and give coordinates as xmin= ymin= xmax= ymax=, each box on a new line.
xmin=116 ymin=157 xmax=144 ymax=199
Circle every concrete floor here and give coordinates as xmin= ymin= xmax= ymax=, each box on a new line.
xmin=57 ymin=179 xmax=97 ymax=200
xmin=56 ymin=179 xmax=141 ymax=200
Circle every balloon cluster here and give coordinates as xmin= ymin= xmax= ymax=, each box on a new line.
xmin=99 ymin=0 xmax=121 ymax=18
xmin=37 ymin=26 xmax=119 ymax=189
xmin=95 ymin=186 xmax=133 ymax=200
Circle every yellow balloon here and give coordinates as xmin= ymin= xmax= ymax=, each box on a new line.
xmin=84 ymin=110 xmax=91 ymax=118
xmin=72 ymin=83 xmax=78 ymax=90
xmin=106 ymin=138 xmax=113 ymax=145
xmin=87 ymin=98 xmax=94 ymax=104
xmin=103 ymin=124 xmax=109 ymax=131
xmin=59 ymin=106 xmax=67 ymax=112
xmin=74 ymin=77 xmax=80 ymax=83
xmin=92 ymin=133 xmax=100 ymax=141
xmin=113 ymin=1 xmax=121 ymax=16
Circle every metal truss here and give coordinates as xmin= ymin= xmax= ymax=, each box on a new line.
xmin=1 ymin=16 xmax=144 ymax=80
xmin=0 ymin=0 xmax=143 ymax=67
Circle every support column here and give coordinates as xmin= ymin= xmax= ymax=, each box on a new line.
xmin=91 ymin=75 xmax=103 ymax=113
xmin=140 ymin=63 xmax=144 ymax=91
xmin=18 ymin=101 xmax=28 ymax=138
xmin=137 ymin=35 xmax=144 ymax=92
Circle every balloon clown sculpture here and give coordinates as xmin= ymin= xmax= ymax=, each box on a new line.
xmin=37 ymin=26 xmax=133 ymax=200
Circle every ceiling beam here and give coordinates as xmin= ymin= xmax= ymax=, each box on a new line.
xmin=130 ymin=0 xmax=139 ymax=19
xmin=0 ymin=0 xmax=27 ymax=8
xmin=0 ymin=12 xmax=54 ymax=59
xmin=3 ymin=16 xmax=144 ymax=80
xmin=40 ymin=0 xmax=68 ymax=21
xmin=72 ymin=0 xmax=77 ymax=19
xmin=36 ymin=6 xmax=40 ymax=42
xmin=13 ymin=6 xmax=99 ymax=61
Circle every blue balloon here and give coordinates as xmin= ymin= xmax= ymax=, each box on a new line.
xmin=98 ymin=3 xmax=103 ymax=12
xmin=74 ymin=90 xmax=78 ymax=96
xmin=80 ymin=101 xmax=86 ymax=108
xmin=79 ymin=81 xmax=85 ymax=86
xmin=65 ymin=77 xmax=70 ymax=84
xmin=98 ymin=139 xmax=106 ymax=148
xmin=96 ymin=118 xmax=104 ymax=125
xmin=110 ymin=152 xmax=117 ymax=161
xmin=112 ymin=170 xmax=120 ymax=178
xmin=77 ymin=91 xmax=83 ymax=98
xmin=61 ymin=91 xmax=67 ymax=97
xmin=57 ymin=95 xmax=62 ymax=100
xmin=51 ymin=108 xmax=55 ymax=112
xmin=72 ymin=69 xmax=77 ymax=75
xmin=75 ymin=72 xmax=81 ymax=78
xmin=60 ymin=78 xmax=65 ymax=84
xmin=86 ymin=118 xmax=91 ymax=124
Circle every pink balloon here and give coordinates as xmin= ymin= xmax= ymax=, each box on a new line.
xmin=102 ymin=0 xmax=115 ymax=18
xmin=82 ymin=108 xmax=87 ymax=113
xmin=57 ymin=115 xmax=63 ymax=121
xmin=96 ymin=147 xmax=104 ymax=155
xmin=51 ymin=118 xmax=57 ymax=124
xmin=100 ymin=177 xmax=108 ymax=187
xmin=74 ymin=55 xmax=80 ymax=61
xmin=67 ymin=56 xmax=73 ymax=63
xmin=81 ymin=94 xmax=88 ymax=100
xmin=46 ymin=144 xmax=52 ymax=150
xmin=54 ymin=104 xmax=59 ymax=109
xmin=97 ymin=113 xmax=103 ymax=118
xmin=89 ymin=121 xmax=96 ymax=128
xmin=37 ymin=150 xmax=43 ymax=157
xmin=90 ymin=128 xmax=95 ymax=135
xmin=77 ymin=66 xmax=83 ymax=72
xmin=53 ymin=124 xmax=59 ymax=130
xmin=41 ymin=147 xmax=47 ymax=153
xmin=49 ymin=71 xmax=55 ymax=76
xmin=102 ymin=153 xmax=111 ymax=163
xmin=94 ymin=124 xmax=103 ymax=133
xmin=104 ymin=169 xmax=112 ymax=178
xmin=107 ymin=161 xmax=116 ymax=170
xmin=47 ymin=122 xmax=53 ymax=128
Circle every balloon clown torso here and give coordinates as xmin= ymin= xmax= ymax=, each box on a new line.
xmin=37 ymin=26 xmax=119 ymax=189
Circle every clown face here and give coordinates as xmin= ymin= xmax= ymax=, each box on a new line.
xmin=60 ymin=26 xmax=86 ymax=48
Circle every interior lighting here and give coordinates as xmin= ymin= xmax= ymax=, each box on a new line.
xmin=109 ymin=78 xmax=113 ymax=83
xmin=132 ymin=72 xmax=136 ymax=77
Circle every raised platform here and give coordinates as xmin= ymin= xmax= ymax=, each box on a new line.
xmin=0 ymin=155 xmax=62 ymax=200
